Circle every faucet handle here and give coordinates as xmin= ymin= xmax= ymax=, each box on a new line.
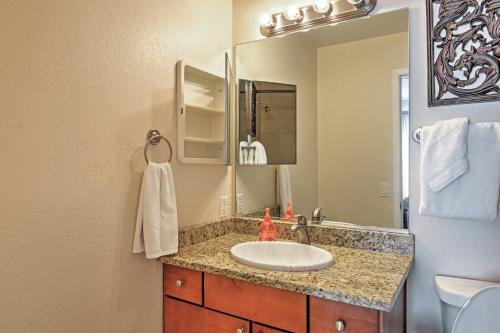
xmin=312 ymin=207 xmax=326 ymax=224
xmin=296 ymin=215 xmax=308 ymax=226
xmin=313 ymin=207 xmax=323 ymax=216
xmin=290 ymin=215 xmax=311 ymax=245
xmin=290 ymin=215 xmax=307 ymax=230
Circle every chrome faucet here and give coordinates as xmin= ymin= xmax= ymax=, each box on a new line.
xmin=291 ymin=215 xmax=310 ymax=245
xmin=311 ymin=207 xmax=326 ymax=224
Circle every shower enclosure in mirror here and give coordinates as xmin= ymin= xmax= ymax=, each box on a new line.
xmin=239 ymin=80 xmax=297 ymax=165
xmin=235 ymin=9 xmax=410 ymax=229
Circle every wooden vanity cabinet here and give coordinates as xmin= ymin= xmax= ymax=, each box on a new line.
xmin=163 ymin=264 xmax=404 ymax=333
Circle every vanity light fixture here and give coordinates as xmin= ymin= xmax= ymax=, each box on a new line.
xmin=283 ymin=4 xmax=304 ymax=22
xmin=259 ymin=0 xmax=376 ymax=38
xmin=312 ymin=0 xmax=333 ymax=15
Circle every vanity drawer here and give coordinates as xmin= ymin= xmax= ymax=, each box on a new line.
xmin=163 ymin=265 xmax=202 ymax=305
xmin=164 ymin=297 xmax=250 ymax=333
xmin=204 ymin=273 xmax=307 ymax=333
xmin=253 ymin=323 xmax=287 ymax=333
xmin=310 ymin=296 xmax=379 ymax=333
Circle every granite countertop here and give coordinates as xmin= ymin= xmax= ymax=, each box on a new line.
xmin=159 ymin=233 xmax=413 ymax=312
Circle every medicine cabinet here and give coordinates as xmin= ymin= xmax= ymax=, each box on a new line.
xmin=176 ymin=56 xmax=231 ymax=164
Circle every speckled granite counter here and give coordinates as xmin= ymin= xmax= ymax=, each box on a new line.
xmin=160 ymin=232 xmax=413 ymax=312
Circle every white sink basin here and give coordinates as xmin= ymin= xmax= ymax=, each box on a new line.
xmin=230 ymin=241 xmax=333 ymax=272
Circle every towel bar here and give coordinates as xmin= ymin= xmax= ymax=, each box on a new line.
xmin=144 ymin=129 xmax=173 ymax=163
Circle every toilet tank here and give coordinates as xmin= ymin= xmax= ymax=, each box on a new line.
xmin=434 ymin=276 xmax=500 ymax=333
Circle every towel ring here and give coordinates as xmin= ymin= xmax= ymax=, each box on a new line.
xmin=413 ymin=128 xmax=422 ymax=143
xmin=144 ymin=129 xmax=173 ymax=163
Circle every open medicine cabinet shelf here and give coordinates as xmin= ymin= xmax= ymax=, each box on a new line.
xmin=176 ymin=59 xmax=230 ymax=165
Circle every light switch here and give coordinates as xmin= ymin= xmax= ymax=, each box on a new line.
xmin=219 ymin=195 xmax=229 ymax=217
xmin=236 ymin=193 xmax=245 ymax=214
xmin=379 ymin=183 xmax=390 ymax=198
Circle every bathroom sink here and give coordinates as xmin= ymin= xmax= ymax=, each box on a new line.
xmin=230 ymin=241 xmax=333 ymax=272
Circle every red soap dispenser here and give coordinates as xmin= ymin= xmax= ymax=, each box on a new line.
xmin=259 ymin=208 xmax=276 ymax=241
xmin=283 ymin=202 xmax=294 ymax=220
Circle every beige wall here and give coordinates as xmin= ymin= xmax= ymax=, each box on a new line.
xmin=0 ymin=1 xmax=231 ymax=332
xmin=233 ymin=1 xmax=500 ymax=333
xmin=317 ymin=32 xmax=408 ymax=227
xmin=235 ymin=34 xmax=318 ymax=216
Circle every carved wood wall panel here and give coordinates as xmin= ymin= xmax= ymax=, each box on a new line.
xmin=427 ymin=0 xmax=500 ymax=106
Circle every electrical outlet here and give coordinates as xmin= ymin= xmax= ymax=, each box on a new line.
xmin=379 ymin=183 xmax=390 ymax=198
xmin=236 ymin=193 xmax=244 ymax=214
xmin=219 ymin=195 xmax=229 ymax=217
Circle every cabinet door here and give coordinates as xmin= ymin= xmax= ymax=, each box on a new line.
xmin=310 ymin=296 xmax=379 ymax=333
xmin=164 ymin=297 xmax=249 ymax=333
xmin=176 ymin=60 xmax=229 ymax=165
xmin=253 ymin=323 xmax=286 ymax=333
xmin=163 ymin=265 xmax=202 ymax=305
xmin=204 ymin=273 xmax=307 ymax=333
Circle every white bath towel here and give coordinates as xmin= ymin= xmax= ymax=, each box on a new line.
xmin=420 ymin=122 xmax=500 ymax=222
xmin=133 ymin=162 xmax=178 ymax=258
xmin=421 ymin=117 xmax=470 ymax=192
xmin=250 ymin=141 xmax=267 ymax=165
xmin=278 ymin=165 xmax=293 ymax=215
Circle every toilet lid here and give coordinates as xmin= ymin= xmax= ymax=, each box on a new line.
xmin=452 ymin=286 xmax=500 ymax=333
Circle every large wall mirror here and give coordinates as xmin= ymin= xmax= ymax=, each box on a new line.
xmin=235 ymin=9 xmax=410 ymax=230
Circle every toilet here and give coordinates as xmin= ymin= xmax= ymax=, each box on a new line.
xmin=435 ymin=275 xmax=500 ymax=333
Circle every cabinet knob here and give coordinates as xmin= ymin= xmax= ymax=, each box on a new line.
xmin=235 ymin=328 xmax=245 ymax=333
xmin=335 ymin=320 xmax=345 ymax=331
xmin=175 ymin=279 xmax=184 ymax=287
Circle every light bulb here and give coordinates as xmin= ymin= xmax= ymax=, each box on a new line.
xmin=259 ymin=13 xmax=276 ymax=28
xmin=283 ymin=4 xmax=303 ymax=21
xmin=312 ymin=0 xmax=332 ymax=14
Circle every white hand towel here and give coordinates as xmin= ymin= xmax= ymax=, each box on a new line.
xmin=239 ymin=141 xmax=248 ymax=165
xmin=421 ymin=117 xmax=470 ymax=192
xmin=420 ymin=122 xmax=500 ymax=222
xmin=250 ymin=141 xmax=267 ymax=165
xmin=133 ymin=162 xmax=178 ymax=258
xmin=278 ymin=165 xmax=293 ymax=215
